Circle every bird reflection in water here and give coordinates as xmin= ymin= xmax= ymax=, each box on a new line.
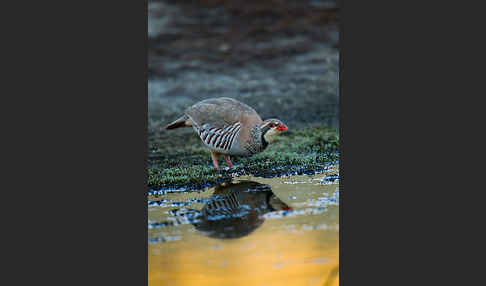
xmin=193 ymin=180 xmax=291 ymax=239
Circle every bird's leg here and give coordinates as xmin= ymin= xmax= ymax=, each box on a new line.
xmin=224 ymin=155 xmax=233 ymax=169
xmin=210 ymin=150 xmax=219 ymax=170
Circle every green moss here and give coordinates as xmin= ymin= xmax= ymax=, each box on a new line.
xmin=148 ymin=127 xmax=339 ymax=191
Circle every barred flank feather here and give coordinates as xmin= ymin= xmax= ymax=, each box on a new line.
xmin=198 ymin=122 xmax=241 ymax=152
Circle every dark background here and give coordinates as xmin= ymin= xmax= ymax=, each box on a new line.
xmin=148 ymin=0 xmax=339 ymax=133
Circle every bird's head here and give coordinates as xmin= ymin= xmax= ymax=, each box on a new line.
xmin=260 ymin=119 xmax=288 ymax=144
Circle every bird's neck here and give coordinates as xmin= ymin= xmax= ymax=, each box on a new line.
xmin=260 ymin=125 xmax=270 ymax=149
xmin=244 ymin=125 xmax=268 ymax=154
xmin=260 ymin=124 xmax=271 ymax=136
xmin=261 ymin=135 xmax=269 ymax=149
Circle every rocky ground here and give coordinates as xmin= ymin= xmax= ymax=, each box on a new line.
xmin=148 ymin=0 xmax=340 ymax=190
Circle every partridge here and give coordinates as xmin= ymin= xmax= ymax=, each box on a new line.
xmin=165 ymin=97 xmax=288 ymax=169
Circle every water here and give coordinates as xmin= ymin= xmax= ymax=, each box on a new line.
xmin=148 ymin=165 xmax=339 ymax=286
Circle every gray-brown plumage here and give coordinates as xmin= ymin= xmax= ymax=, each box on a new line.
xmin=165 ymin=97 xmax=288 ymax=169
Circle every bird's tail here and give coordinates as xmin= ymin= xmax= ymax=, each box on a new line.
xmin=165 ymin=115 xmax=190 ymax=130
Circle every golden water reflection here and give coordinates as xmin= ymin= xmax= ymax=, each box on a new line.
xmin=148 ymin=170 xmax=339 ymax=286
xmin=194 ymin=180 xmax=291 ymax=239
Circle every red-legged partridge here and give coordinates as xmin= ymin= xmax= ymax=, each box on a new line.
xmin=165 ymin=97 xmax=288 ymax=169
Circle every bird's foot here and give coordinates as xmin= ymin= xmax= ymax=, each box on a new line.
xmin=210 ymin=150 xmax=220 ymax=170
xmin=224 ymin=155 xmax=234 ymax=169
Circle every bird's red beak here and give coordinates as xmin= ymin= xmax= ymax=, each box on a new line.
xmin=277 ymin=123 xmax=288 ymax=131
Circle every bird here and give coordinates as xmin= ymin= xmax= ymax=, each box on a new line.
xmin=165 ymin=97 xmax=288 ymax=170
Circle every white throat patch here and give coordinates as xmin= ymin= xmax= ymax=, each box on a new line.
xmin=263 ymin=127 xmax=279 ymax=143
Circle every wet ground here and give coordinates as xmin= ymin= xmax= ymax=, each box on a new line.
xmin=148 ymin=165 xmax=339 ymax=286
